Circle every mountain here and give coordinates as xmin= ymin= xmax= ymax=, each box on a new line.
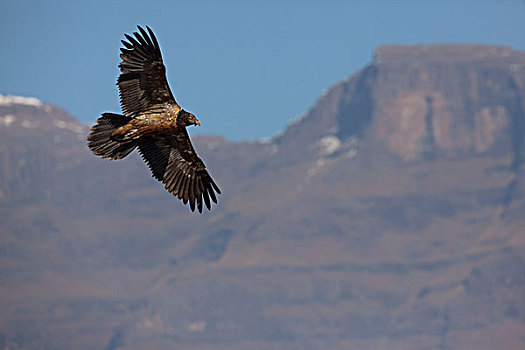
xmin=1 ymin=44 xmax=524 ymax=350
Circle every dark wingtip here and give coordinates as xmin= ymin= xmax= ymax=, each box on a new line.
xmin=146 ymin=25 xmax=155 ymax=38
xmin=212 ymin=181 xmax=221 ymax=195
xmin=123 ymin=33 xmax=138 ymax=47
xmin=136 ymin=25 xmax=146 ymax=39
xmin=146 ymin=26 xmax=160 ymax=55
xmin=137 ymin=25 xmax=148 ymax=38
xmin=121 ymin=40 xmax=133 ymax=49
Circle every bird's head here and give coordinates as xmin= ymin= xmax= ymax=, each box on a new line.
xmin=179 ymin=111 xmax=201 ymax=127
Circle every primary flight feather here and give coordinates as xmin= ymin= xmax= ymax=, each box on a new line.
xmin=87 ymin=25 xmax=221 ymax=213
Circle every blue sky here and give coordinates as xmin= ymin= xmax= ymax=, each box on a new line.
xmin=1 ymin=0 xmax=524 ymax=140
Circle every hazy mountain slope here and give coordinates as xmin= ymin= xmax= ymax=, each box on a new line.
xmin=0 ymin=44 xmax=524 ymax=350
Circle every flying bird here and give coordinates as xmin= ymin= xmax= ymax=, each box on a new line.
xmin=87 ymin=25 xmax=221 ymax=213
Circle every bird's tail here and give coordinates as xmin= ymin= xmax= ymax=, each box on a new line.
xmin=87 ymin=113 xmax=138 ymax=160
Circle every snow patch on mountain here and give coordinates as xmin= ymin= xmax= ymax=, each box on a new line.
xmin=0 ymin=114 xmax=16 ymax=127
xmin=319 ymin=135 xmax=341 ymax=156
xmin=0 ymin=95 xmax=43 ymax=107
xmin=53 ymin=119 xmax=85 ymax=134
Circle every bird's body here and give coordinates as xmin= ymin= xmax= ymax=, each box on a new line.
xmin=87 ymin=26 xmax=220 ymax=213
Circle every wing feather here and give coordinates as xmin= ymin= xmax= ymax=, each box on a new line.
xmin=137 ymin=136 xmax=169 ymax=181
xmin=137 ymin=130 xmax=220 ymax=212
xmin=188 ymin=174 xmax=195 ymax=211
xmin=118 ymin=26 xmax=180 ymax=116
xmin=181 ymin=174 xmax=190 ymax=203
xmin=193 ymin=177 xmax=202 ymax=213
xmin=202 ymin=180 xmax=211 ymax=210
xmin=188 ymin=171 xmax=195 ymax=206
xmin=207 ymin=179 xmax=218 ymax=203
xmin=164 ymin=168 xmax=178 ymax=191
xmin=121 ymin=40 xmax=133 ymax=49
xmin=210 ymin=178 xmax=221 ymax=195
xmin=196 ymin=192 xmax=203 ymax=213
xmin=172 ymin=170 xmax=185 ymax=195
xmin=146 ymin=26 xmax=162 ymax=56
xmin=169 ymin=170 xmax=182 ymax=193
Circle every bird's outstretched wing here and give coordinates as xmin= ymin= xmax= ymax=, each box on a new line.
xmin=118 ymin=25 xmax=180 ymax=116
xmin=138 ymin=130 xmax=221 ymax=213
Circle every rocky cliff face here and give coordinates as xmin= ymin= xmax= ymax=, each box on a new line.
xmin=279 ymin=45 xmax=525 ymax=165
xmin=0 ymin=45 xmax=524 ymax=350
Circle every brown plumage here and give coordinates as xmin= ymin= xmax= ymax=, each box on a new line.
xmin=87 ymin=25 xmax=220 ymax=213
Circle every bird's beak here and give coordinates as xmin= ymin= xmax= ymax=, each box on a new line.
xmin=195 ymin=120 xmax=201 ymax=126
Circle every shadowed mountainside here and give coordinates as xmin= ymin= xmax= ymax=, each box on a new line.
xmin=0 ymin=45 xmax=524 ymax=350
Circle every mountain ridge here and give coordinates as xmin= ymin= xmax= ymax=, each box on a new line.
xmin=1 ymin=44 xmax=524 ymax=350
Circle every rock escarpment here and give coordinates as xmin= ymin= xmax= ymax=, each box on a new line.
xmin=280 ymin=45 xmax=525 ymax=165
